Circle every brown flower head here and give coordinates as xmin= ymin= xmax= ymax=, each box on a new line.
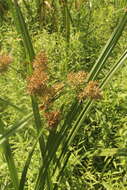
xmin=33 ymin=51 xmax=48 ymax=71
xmin=0 ymin=54 xmax=12 ymax=73
xmin=44 ymin=111 xmax=61 ymax=130
xmin=67 ymin=71 xmax=87 ymax=86
xmin=27 ymin=69 xmax=49 ymax=96
xmin=78 ymin=81 xmax=102 ymax=101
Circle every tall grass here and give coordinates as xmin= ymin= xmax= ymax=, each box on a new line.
xmin=0 ymin=0 xmax=127 ymax=189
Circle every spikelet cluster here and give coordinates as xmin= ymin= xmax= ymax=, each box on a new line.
xmin=27 ymin=69 xmax=49 ymax=95
xmin=44 ymin=111 xmax=61 ymax=130
xmin=27 ymin=51 xmax=62 ymax=130
xmin=39 ymin=82 xmax=63 ymax=129
xmin=27 ymin=51 xmax=49 ymax=96
xmin=0 ymin=54 xmax=12 ymax=73
xmin=78 ymin=81 xmax=102 ymax=101
xmin=67 ymin=71 xmax=87 ymax=86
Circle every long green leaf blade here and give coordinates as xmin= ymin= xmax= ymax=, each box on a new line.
xmin=0 ymin=119 xmax=19 ymax=190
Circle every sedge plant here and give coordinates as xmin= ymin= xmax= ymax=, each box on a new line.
xmin=0 ymin=0 xmax=127 ymax=190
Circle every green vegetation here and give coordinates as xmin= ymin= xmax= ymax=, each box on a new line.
xmin=0 ymin=0 xmax=127 ymax=189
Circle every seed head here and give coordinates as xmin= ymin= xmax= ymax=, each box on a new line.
xmin=44 ymin=111 xmax=61 ymax=130
xmin=78 ymin=81 xmax=102 ymax=101
xmin=0 ymin=54 xmax=12 ymax=73
xmin=27 ymin=69 xmax=49 ymax=96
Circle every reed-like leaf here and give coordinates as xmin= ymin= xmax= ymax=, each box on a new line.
xmin=101 ymin=50 xmax=127 ymax=88
xmin=60 ymin=0 xmax=70 ymax=43
xmin=0 ymin=119 xmax=19 ymax=190
xmin=8 ymin=0 xmax=34 ymax=62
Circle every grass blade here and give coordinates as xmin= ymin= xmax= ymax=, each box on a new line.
xmin=101 ymin=50 xmax=127 ymax=88
xmin=61 ymin=0 xmax=70 ymax=43
xmin=0 ymin=119 xmax=19 ymax=190
xmin=8 ymin=0 xmax=34 ymax=62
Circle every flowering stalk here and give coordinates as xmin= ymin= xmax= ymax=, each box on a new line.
xmin=8 ymin=0 xmax=45 ymax=159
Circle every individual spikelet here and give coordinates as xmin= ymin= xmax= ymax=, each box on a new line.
xmin=78 ymin=80 xmax=102 ymax=101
